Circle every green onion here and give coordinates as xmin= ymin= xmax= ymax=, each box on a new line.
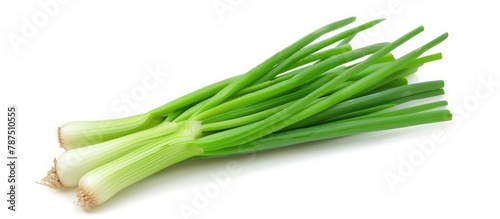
xmin=41 ymin=17 xmax=452 ymax=211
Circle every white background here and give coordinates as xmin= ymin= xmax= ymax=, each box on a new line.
xmin=1 ymin=0 xmax=499 ymax=218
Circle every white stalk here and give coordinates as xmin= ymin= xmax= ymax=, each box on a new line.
xmin=76 ymin=121 xmax=203 ymax=210
xmin=58 ymin=113 xmax=163 ymax=150
xmin=40 ymin=121 xmax=179 ymax=189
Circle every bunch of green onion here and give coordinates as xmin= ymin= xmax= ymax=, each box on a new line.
xmin=40 ymin=17 xmax=452 ymax=211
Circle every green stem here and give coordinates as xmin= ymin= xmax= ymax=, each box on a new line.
xmin=390 ymin=89 xmax=444 ymax=104
xmin=192 ymin=43 xmax=388 ymax=121
xmin=196 ymin=27 xmax=429 ymax=150
xmin=349 ymin=100 xmax=449 ymax=121
xmin=284 ymin=44 xmax=352 ymax=71
xmin=191 ymin=17 xmax=357 ymax=117
xmin=284 ymin=80 xmax=444 ymax=130
xmin=196 ymin=110 xmax=452 ymax=158
xmin=256 ymin=19 xmax=384 ymax=83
